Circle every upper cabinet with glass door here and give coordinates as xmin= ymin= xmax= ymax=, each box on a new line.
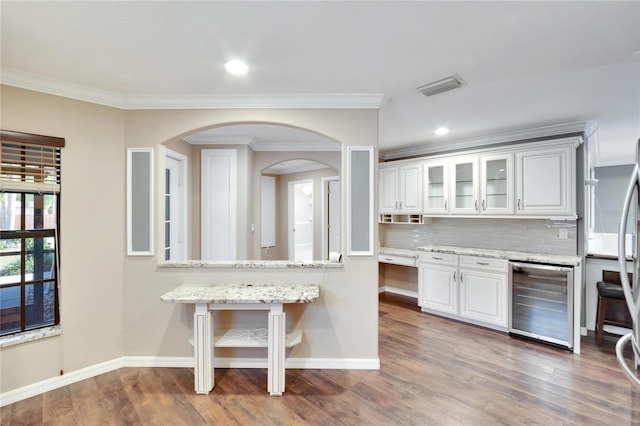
xmin=423 ymin=160 xmax=449 ymax=215
xmin=480 ymin=153 xmax=514 ymax=215
xmin=450 ymin=157 xmax=479 ymax=215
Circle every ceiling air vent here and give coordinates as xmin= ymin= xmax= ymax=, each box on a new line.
xmin=417 ymin=74 xmax=466 ymax=97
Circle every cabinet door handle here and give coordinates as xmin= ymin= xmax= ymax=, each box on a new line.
xmin=482 ymin=199 xmax=486 ymax=211
xmin=399 ymin=201 xmax=403 ymax=210
xmin=517 ymin=199 xmax=522 ymax=210
xmin=474 ymin=200 xmax=478 ymax=211
xmin=460 ymin=272 xmax=463 ymax=283
xmin=476 ymin=261 xmax=490 ymax=266
xmin=453 ymin=271 xmax=457 ymax=282
xmin=432 ymin=256 xmax=443 ymax=260
xmin=444 ymin=200 xmax=448 ymax=211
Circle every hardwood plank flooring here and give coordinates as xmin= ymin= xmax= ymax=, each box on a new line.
xmin=3 ymin=292 xmax=640 ymax=425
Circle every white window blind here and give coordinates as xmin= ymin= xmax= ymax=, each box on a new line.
xmin=0 ymin=130 xmax=64 ymax=193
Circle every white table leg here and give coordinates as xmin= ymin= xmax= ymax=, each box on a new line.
xmin=268 ymin=304 xmax=285 ymax=396
xmin=194 ymin=303 xmax=214 ymax=394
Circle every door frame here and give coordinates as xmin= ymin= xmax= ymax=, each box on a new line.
xmin=165 ymin=149 xmax=188 ymax=261
xmin=321 ymin=176 xmax=340 ymax=260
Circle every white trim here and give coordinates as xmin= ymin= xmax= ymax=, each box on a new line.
xmin=1 ymin=69 xmax=385 ymax=110
xmin=379 ymin=286 xmax=419 ymax=299
xmin=164 ymin=149 xmax=188 ymax=261
xmin=122 ymin=356 xmax=194 ymax=368
xmin=380 ymin=121 xmax=592 ymax=161
xmin=0 ymin=358 xmax=123 ymax=407
xmin=348 ymin=146 xmax=375 ymax=256
xmin=127 ymin=148 xmax=154 ymax=256
xmin=0 ymin=356 xmax=380 ymax=407
xmin=321 ymin=176 xmax=340 ymax=261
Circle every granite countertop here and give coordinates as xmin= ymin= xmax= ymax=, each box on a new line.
xmin=416 ymin=245 xmax=582 ymax=266
xmin=158 ymin=260 xmax=343 ymax=269
xmin=378 ymin=247 xmax=420 ymax=258
xmin=160 ymin=283 xmax=320 ymax=304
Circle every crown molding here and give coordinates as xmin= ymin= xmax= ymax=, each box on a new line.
xmin=1 ymin=68 xmax=125 ymax=108
xmin=380 ymin=121 xmax=594 ymax=161
xmin=1 ymin=68 xmax=384 ymax=110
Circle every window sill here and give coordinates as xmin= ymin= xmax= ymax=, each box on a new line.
xmin=0 ymin=325 xmax=62 ymax=349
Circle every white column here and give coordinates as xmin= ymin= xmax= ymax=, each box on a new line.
xmin=193 ymin=303 xmax=214 ymax=394
xmin=267 ymin=304 xmax=286 ymax=396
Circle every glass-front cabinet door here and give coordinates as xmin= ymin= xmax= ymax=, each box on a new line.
xmin=423 ymin=161 xmax=449 ymax=214
xmin=480 ymin=153 xmax=514 ymax=215
xmin=450 ymin=157 xmax=479 ymax=214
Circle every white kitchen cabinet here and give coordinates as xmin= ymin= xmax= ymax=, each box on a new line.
xmin=379 ymin=162 xmax=422 ymax=214
xmin=419 ymin=253 xmax=508 ymax=330
xmin=515 ymin=145 xmax=574 ymax=217
xmin=423 ymin=160 xmax=449 ymax=214
xmin=450 ymin=157 xmax=479 ymax=215
xmin=480 ymin=153 xmax=514 ymax=215
xmin=418 ymin=252 xmax=458 ymax=315
xmin=458 ymin=255 xmax=508 ymax=327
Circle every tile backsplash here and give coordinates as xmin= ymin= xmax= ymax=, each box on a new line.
xmin=380 ymin=217 xmax=578 ymax=256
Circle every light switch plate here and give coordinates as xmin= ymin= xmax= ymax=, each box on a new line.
xmin=558 ymin=228 xmax=568 ymax=239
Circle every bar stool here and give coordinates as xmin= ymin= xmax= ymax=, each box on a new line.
xmin=595 ymin=271 xmax=633 ymax=346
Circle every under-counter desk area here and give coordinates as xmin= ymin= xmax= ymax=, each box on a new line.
xmin=379 ymin=246 xmax=583 ymax=353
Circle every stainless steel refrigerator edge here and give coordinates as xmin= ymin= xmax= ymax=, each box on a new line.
xmin=616 ymin=138 xmax=640 ymax=388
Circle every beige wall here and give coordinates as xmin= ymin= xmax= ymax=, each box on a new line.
xmin=0 ymin=85 xmax=126 ymax=392
xmin=0 ymin=87 xmax=380 ymax=395
xmin=123 ymin=108 xmax=379 ymax=362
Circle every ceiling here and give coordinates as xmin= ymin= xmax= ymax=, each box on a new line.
xmin=1 ymin=1 xmax=639 ymax=160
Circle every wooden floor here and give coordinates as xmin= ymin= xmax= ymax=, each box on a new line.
xmin=3 ymin=292 xmax=640 ymax=425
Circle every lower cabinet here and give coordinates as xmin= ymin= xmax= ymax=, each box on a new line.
xmin=419 ymin=253 xmax=508 ymax=330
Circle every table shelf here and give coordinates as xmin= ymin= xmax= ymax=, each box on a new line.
xmin=188 ymin=328 xmax=303 ymax=348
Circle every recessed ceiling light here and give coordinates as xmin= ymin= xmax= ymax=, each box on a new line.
xmin=225 ymin=60 xmax=249 ymax=75
xmin=435 ymin=127 xmax=449 ymax=136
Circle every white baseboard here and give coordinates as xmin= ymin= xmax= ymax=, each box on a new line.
xmin=0 ymin=358 xmax=123 ymax=407
xmin=1 ymin=356 xmax=380 ymax=407
xmin=380 ymin=286 xmax=418 ymax=299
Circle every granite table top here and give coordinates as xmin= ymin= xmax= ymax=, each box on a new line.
xmin=160 ymin=283 xmax=320 ymax=304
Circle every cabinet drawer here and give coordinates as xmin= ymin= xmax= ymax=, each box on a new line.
xmin=419 ymin=252 xmax=458 ymax=266
xmin=459 ymin=255 xmax=507 ymax=272
xmin=378 ymin=254 xmax=417 ymax=267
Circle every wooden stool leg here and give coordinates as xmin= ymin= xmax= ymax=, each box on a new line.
xmin=596 ymin=295 xmax=606 ymax=346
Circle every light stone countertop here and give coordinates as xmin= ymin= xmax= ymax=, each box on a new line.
xmin=160 ymin=283 xmax=320 ymax=304
xmin=380 ymin=245 xmax=582 ymax=266
xmin=378 ymin=247 xmax=420 ymax=258
xmin=158 ymin=260 xmax=343 ymax=269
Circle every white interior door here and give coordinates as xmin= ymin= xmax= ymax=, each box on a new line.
xmin=289 ymin=180 xmax=313 ymax=261
xmin=201 ymin=149 xmax=236 ymax=260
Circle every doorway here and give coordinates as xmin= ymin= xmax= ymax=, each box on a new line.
xmin=288 ymin=180 xmax=314 ymax=261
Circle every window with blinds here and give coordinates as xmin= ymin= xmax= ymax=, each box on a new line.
xmin=0 ymin=130 xmax=64 ymax=337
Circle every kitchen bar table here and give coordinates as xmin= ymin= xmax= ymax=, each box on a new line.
xmin=161 ymin=283 xmax=320 ymax=396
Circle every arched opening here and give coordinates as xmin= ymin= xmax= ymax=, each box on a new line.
xmin=162 ymin=122 xmax=342 ymax=261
